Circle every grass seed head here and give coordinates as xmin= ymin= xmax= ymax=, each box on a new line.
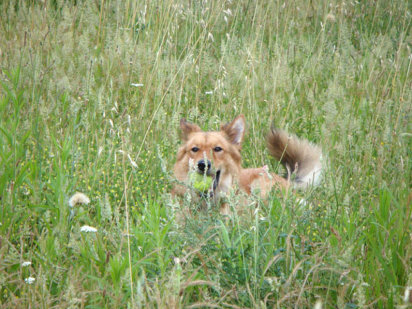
xmin=69 ymin=192 xmax=90 ymax=207
xmin=404 ymin=287 xmax=412 ymax=303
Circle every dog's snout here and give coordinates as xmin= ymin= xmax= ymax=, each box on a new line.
xmin=197 ymin=159 xmax=211 ymax=173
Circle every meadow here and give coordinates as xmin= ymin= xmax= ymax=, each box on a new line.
xmin=0 ymin=0 xmax=411 ymax=308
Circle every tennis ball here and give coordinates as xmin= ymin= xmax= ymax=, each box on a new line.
xmin=189 ymin=173 xmax=213 ymax=192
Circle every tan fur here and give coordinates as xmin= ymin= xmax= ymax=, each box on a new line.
xmin=173 ymin=115 xmax=322 ymax=213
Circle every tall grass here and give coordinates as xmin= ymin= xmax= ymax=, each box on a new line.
xmin=0 ymin=0 xmax=411 ymax=307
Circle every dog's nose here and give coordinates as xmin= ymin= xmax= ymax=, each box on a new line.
xmin=197 ymin=159 xmax=211 ymax=173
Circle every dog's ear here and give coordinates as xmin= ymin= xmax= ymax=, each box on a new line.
xmin=180 ymin=118 xmax=201 ymax=141
xmin=221 ymin=115 xmax=245 ymax=146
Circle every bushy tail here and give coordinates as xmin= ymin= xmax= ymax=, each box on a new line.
xmin=266 ymin=128 xmax=323 ymax=188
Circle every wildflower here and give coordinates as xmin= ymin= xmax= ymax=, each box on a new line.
xmin=22 ymin=261 xmax=31 ymax=267
xmin=173 ymin=256 xmax=187 ymax=265
xmin=173 ymin=257 xmax=181 ymax=265
xmin=80 ymin=225 xmax=97 ymax=233
xmin=24 ymin=277 xmax=35 ymax=284
xmin=69 ymin=192 xmax=90 ymax=207
xmin=131 ymin=83 xmax=144 ymax=87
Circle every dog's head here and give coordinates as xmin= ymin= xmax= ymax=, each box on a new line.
xmin=173 ymin=115 xmax=245 ymax=196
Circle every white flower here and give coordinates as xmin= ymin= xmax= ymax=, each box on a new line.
xmin=69 ymin=192 xmax=90 ymax=207
xmin=22 ymin=261 xmax=32 ymax=267
xmin=205 ymin=91 xmax=213 ymax=95
xmin=25 ymin=277 xmax=35 ymax=284
xmin=131 ymin=83 xmax=144 ymax=87
xmin=173 ymin=256 xmax=187 ymax=264
xmin=80 ymin=225 xmax=97 ymax=233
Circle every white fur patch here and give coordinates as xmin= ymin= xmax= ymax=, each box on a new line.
xmin=294 ymin=154 xmax=324 ymax=189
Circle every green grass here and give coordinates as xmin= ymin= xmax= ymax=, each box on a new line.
xmin=0 ymin=0 xmax=411 ymax=307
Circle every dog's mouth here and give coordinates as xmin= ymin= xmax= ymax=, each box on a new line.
xmin=193 ymin=169 xmax=221 ymax=197
xmin=212 ymin=170 xmax=221 ymax=193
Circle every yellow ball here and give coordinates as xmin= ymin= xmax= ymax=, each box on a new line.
xmin=190 ymin=173 xmax=213 ymax=192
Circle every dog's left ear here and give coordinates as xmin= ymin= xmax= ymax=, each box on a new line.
xmin=221 ymin=115 xmax=245 ymax=146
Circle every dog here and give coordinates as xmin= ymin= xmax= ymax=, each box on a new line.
xmin=172 ymin=115 xmax=322 ymax=214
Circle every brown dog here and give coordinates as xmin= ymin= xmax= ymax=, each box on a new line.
xmin=173 ymin=115 xmax=322 ymax=214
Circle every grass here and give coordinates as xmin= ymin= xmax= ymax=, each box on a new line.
xmin=0 ymin=0 xmax=411 ymax=307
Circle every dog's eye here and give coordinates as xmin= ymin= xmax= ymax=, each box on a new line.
xmin=191 ymin=147 xmax=199 ymax=152
xmin=214 ymin=146 xmax=223 ymax=152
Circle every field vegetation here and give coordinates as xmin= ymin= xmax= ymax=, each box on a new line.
xmin=0 ymin=0 xmax=411 ymax=307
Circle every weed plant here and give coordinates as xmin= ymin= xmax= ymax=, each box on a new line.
xmin=0 ymin=0 xmax=411 ymax=308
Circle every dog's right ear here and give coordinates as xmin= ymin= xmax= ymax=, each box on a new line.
xmin=221 ymin=115 xmax=245 ymax=146
xmin=180 ymin=119 xmax=201 ymax=141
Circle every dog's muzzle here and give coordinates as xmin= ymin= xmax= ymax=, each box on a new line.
xmin=194 ymin=159 xmax=220 ymax=198
xmin=197 ymin=159 xmax=211 ymax=175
